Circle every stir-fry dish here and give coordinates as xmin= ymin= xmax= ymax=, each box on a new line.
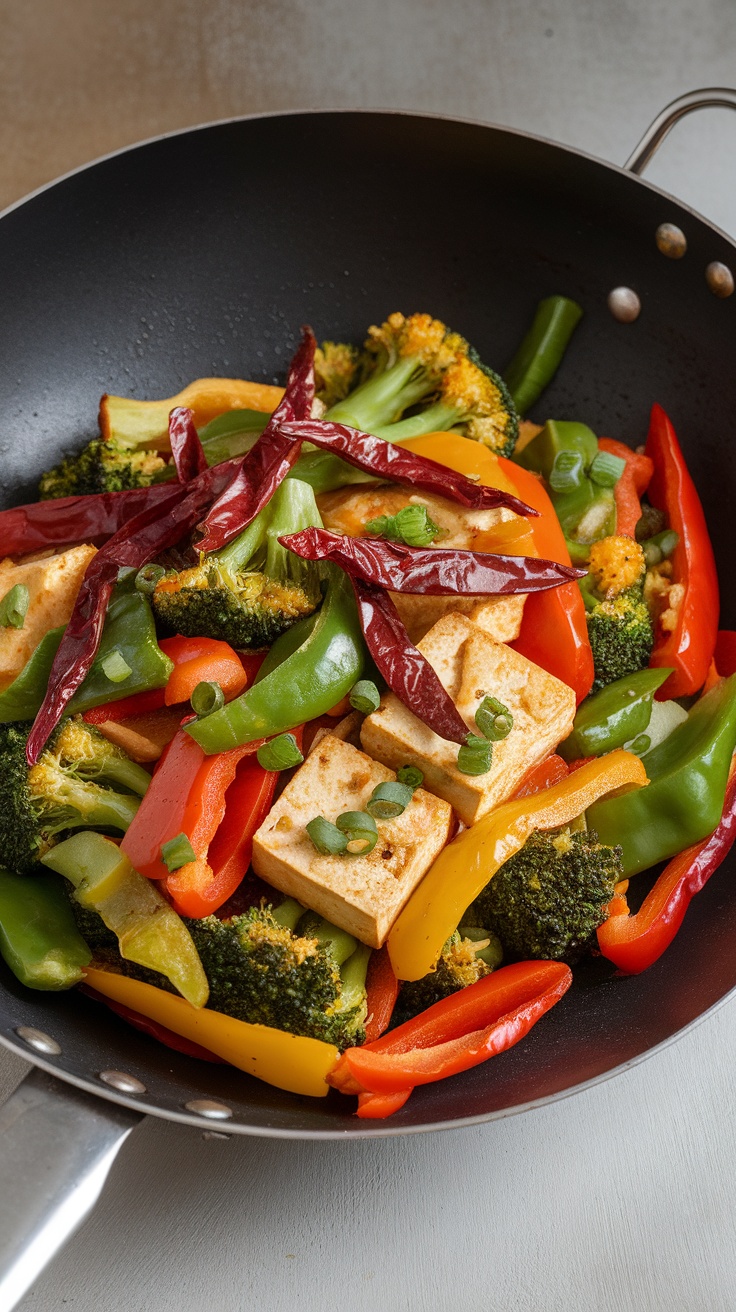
xmin=0 ymin=299 xmax=732 ymax=1118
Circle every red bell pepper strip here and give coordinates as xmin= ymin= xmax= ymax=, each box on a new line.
xmin=80 ymin=985 xmax=225 ymax=1062
xmin=83 ymin=688 xmax=167 ymax=724
xmin=716 ymin=631 xmax=736 ymax=678
xmin=597 ymin=772 xmax=736 ymax=973
xmin=165 ymin=748 xmax=283 ymax=918
xmin=330 ymin=961 xmax=571 ymax=1105
xmin=197 ymin=328 xmax=316 ymax=552
xmin=364 ymin=947 xmax=400 ymax=1043
xmin=168 ymin=407 xmax=207 ymax=482
xmin=159 ymin=636 xmax=248 ymax=706
xmin=646 ymin=405 xmax=719 ymax=700
xmin=510 ymin=754 xmax=569 ymax=800
xmin=357 ymin=1090 xmax=413 ymax=1119
xmin=279 ymin=527 xmax=583 ymax=595
xmin=501 ymin=459 xmax=594 ymax=704
xmin=598 ymin=437 xmax=653 ymax=538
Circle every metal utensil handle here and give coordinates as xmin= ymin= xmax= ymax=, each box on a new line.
xmin=625 ymin=87 xmax=736 ymax=175
xmin=0 ymin=1066 xmax=140 ymax=1310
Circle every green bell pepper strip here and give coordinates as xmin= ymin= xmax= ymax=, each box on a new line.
xmin=41 ymin=831 xmax=209 ymax=1007
xmin=504 ymin=296 xmax=583 ymax=417
xmin=587 ymin=673 xmax=736 ymax=876
xmin=186 ymin=570 xmax=366 ymax=753
xmin=0 ymin=578 xmax=173 ymax=723
xmin=0 ymin=869 xmax=91 ymax=990
xmin=515 ymin=420 xmax=599 ymax=480
xmin=559 ymin=667 xmax=672 ymax=762
xmin=155 ymin=409 xmax=269 ymax=481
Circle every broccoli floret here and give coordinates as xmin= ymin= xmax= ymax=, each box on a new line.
xmin=151 ymin=476 xmax=323 ymax=649
xmin=0 ymin=718 xmax=149 ymax=873
xmin=581 ymin=535 xmax=654 ymax=690
xmin=39 ymin=438 xmax=166 ymax=499
xmin=390 ymin=929 xmax=501 ymax=1028
xmin=314 ymin=341 xmax=368 ymax=409
xmin=470 ymin=828 xmax=622 ymax=963
xmin=375 ymin=349 xmax=519 ymax=456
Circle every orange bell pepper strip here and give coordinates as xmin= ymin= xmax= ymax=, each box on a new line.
xmin=357 ymin=1090 xmax=413 ymax=1119
xmin=510 ymin=754 xmax=569 ymax=800
xmin=99 ymin=378 xmax=284 ymax=450
xmin=597 ymin=770 xmax=736 ymax=973
xmin=364 ymin=946 xmax=400 ymax=1043
xmin=499 ymin=459 xmax=594 ymax=705
xmin=83 ymin=967 xmax=338 ymax=1097
xmin=330 ymin=960 xmax=572 ymax=1099
xmin=646 ymin=405 xmax=719 ymax=699
xmin=159 ymin=636 xmax=248 ymax=705
xmin=388 ymin=750 xmax=647 ymax=981
xmin=598 ymin=437 xmax=653 ymax=538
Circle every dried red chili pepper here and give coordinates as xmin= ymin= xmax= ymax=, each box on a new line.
xmin=275 ymin=417 xmax=538 ymax=518
xmin=351 ymin=576 xmax=469 ymax=744
xmin=168 ymin=406 xmax=207 ymax=482
xmin=196 ymin=328 xmax=316 ymax=552
xmin=0 ymin=482 xmax=188 ymax=555
xmin=279 ymin=526 xmax=583 ymax=595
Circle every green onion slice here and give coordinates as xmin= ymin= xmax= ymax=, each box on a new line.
xmin=397 ymin=764 xmax=424 ymax=791
xmin=335 ymin=810 xmax=378 ymax=855
xmin=100 ymin=649 xmax=132 ymax=683
xmin=161 ymin=832 xmax=197 ymax=872
xmin=475 ymin=696 xmax=514 ymax=741
xmin=629 ymin=733 xmax=651 ymax=756
xmin=349 ymin=679 xmax=381 ymax=715
xmin=365 ymin=504 xmax=441 ymax=548
xmin=642 ymin=529 xmax=679 ymax=567
xmin=549 ymin=450 xmax=586 ymax=493
xmin=366 ymin=781 xmax=414 ymax=819
xmin=589 ymin=451 xmax=626 ymax=488
xmin=257 ymin=732 xmax=304 ymax=772
xmin=191 ymin=680 xmax=225 ymax=718
xmin=306 ymin=816 xmax=348 ymax=855
xmin=457 ymin=734 xmax=493 ymax=776
xmin=0 ymin=583 xmax=29 ymax=630
xmin=134 ymin=564 xmax=166 ymax=594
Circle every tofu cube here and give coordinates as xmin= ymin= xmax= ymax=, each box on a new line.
xmin=361 ymin=612 xmax=576 ymax=826
xmin=251 ymin=734 xmax=453 ymax=948
xmin=0 ymin=545 xmax=97 ymax=688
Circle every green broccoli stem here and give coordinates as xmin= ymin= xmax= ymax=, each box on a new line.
xmin=339 ymin=943 xmax=371 ymax=1008
xmin=93 ymin=755 xmax=152 ymax=798
xmin=325 ymin=355 xmax=435 ymax=432
xmin=458 ymin=925 xmax=504 ymax=969
xmin=297 ymin=910 xmax=358 ymax=966
xmin=371 ymin=400 xmax=463 ymax=443
xmin=45 ymin=781 xmax=141 ymax=835
xmin=271 ymin=897 xmax=307 ymax=931
xmin=264 ymin=478 xmax=323 ymax=586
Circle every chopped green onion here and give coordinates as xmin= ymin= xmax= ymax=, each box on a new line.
xmin=257 ymin=732 xmax=304 ymax=772
xmin=161 ymin=832 xmax=196 ymax=872
xmin=100 ymin=649 xmax=132 ymax=683
xmin=642 ymin=529 xmax=679 ymax=567
xmin=134 ymin=564 xmax=166 ymax=595
xmin=366 ymin=781 xmax=414 ymax=819
xmin=336 ymin=810 xmax=378 ymax=855
xmin=191 ymin=680 xmax=225 ymax=718
xmin=0 ymin=584 xmax=29 ymax=630
xmin=549 ymin=450 xmax=586 ymax=493
xmin=629 ymin=733 xmax=651 ymax=756
xmin=397 ymin=764 xmax=424 ymax=791
xmin=365 ymin=504 xmax=441 ymax=548
xmin=349 ymin=679 xmax=381 ymax=715
xmin=589 ymin=451 xmax=626 ymax=488
xmin=306 ymin=816 xmax=348 ymax=855
xmin=475 ymin=696 xmax=514 ymax=741
xmin=457 ymin=734 xmax=493 ymax=776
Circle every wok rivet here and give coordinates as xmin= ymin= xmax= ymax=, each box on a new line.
xmin=655 ymin=223 xmax=687 ymax=258
xmin=15 ymin=1026 xmax=61 ymax=1056
xmin=607 ymin=286 xmax=641 ymax=323
xmin=706 ymin=261 xmax=734 ymax=297
xmin=184 ymin=1098 xmax=233 ymax=1120
xmin=99 ymin=1069 xmax=147 ymax=1095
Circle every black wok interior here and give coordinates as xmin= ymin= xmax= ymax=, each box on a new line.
xmin=0 ymin=111 xmax=734 ymax=1135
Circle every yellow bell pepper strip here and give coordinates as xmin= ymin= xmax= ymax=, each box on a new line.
xmin=82 ymin=967 xmax=339 ymax=1097
xmin=388 ymin=750 xmax=648 ymax=981
xmin=41 ymin=832 xmax=209 ymax=1007
xmin=99 ymin=379 xmax=285 ymax=451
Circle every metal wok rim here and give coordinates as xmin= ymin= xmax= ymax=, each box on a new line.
xmin=1 ymin=104 xmax=734 ymax=1138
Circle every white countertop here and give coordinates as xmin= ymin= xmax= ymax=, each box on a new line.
xmin=3 ymin=1 xmax=736 ymax=1307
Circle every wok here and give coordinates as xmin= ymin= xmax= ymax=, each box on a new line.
xmin=1 ymin=88 xmax=736 ymax=1308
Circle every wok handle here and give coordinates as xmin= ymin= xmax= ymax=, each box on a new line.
xmin=625 ymin=87 xmax=736 ymax=175
xmin=0 ymin=1066 xmax=141 ymax=1309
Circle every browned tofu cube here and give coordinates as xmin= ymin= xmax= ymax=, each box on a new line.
xmin=361 ymin=612 xmax=576 ymax=826
xmin=251 ymin=734 xmax=453 ymax=947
